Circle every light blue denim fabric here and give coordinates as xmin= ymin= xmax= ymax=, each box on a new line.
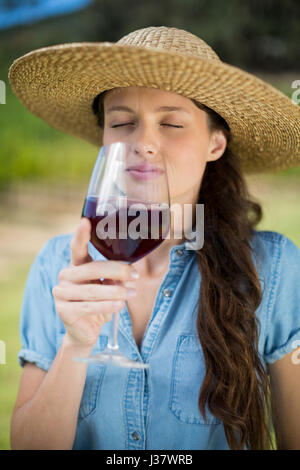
xmin=18 ymin=229 xmax=300 ymax=450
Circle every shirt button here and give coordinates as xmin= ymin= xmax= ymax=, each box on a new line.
xmin=131 ymin=432 xmax=140 ymax=441
xmin=176 ymin=249 xmax=183 ymax=257
xmin=163 ymin=288 xmax=171 ymax=298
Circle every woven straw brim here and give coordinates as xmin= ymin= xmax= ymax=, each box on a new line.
xmin=8 ymin=42 xmax=300 ymax=174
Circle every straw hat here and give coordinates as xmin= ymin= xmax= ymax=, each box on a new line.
xmin=8 ymin=26 xmax=300 ymax=174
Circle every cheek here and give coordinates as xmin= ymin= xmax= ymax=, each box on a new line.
xmin=102 ymin=128 xmax=114 ymax=146
xmin=166 ymin=140 xmax=207 ymax=192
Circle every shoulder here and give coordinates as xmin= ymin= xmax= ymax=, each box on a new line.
xmin=250 ymin=229 xmax=300 ymax=272
xmin=36 ymin=232 xmax=74 ymax=264
xmin=34 ymin=231 xmax=106 ymax=271
xmin=254 ymin=231 xmax=300 ymax=366
xmin=251 ymin=228 xmax=300 ymax=317
xmin=250 ymin=228 xmax=293 ymax=250
xmin=249 ymin=229 xmax=300 ymax=314
xmin=30 ymin=233 xmax=75 ymax=281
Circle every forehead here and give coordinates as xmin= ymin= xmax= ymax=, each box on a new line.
xmin=104 ymin=86 xmax=194 ymax=107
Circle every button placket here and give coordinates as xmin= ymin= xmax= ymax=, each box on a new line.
xmin=140 ymin=249 xmax=191 ymax=363
xmin=122 ymin=243 xmax=194 ymax=449
xmin=124 ymin=369 xmax=145 ymax=450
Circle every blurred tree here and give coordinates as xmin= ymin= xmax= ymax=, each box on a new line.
xmin=0 ymin=0 xmax=299 ymax=189
xmin=0 ymin=0 xmax=299 ymax=73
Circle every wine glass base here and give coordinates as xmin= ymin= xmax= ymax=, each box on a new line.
xmin=74 ymin=347 xmax=149 ymax=369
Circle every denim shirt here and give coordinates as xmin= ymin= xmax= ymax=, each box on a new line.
xmin=18 ymin=229 xmax=300 ymax=450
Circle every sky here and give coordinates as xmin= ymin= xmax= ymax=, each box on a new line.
xmin=0 ymin=0 xmax=93 ymax=30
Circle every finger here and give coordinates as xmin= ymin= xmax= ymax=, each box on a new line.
xmin=70 ymin=217 xmax=92 ymax=267
xmin=56 ymin=299 xmax=125 ymax=326
xmin=59 ymin=260 xmax=139 ymax=284
xmin=52 ymin=283 xmax=136 ymax=301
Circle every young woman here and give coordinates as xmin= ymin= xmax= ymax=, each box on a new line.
xmin=8 ymin=26 xmax=300 ymax=450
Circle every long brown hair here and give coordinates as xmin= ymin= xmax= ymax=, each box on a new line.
xmin=92 ymin=89 xmax=276 ymax=450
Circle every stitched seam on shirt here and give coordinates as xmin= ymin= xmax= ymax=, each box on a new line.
xmin=265 ymin=332 xmax=300 ymax=362
xmin=265 ymin=236 xmax=286 ymax=354
xmin=77 ymin=336 xmax=108 ymax=420
xmin=140 ymin=274 xmax=176 ymax=361
xmin=122 ymin=368 xmax=129 ymax=449
xmin=126 ymin=369 xmax=143 ymax=450
xmin=124 ymin=370 xmax=130 ymax=449
xmin=256 ymin=230 xmax=286 ymax=244
xmin=18 ymin=348 xmax=53 ymax=370
xmin=138 ymin=370 xmax=145 ymax=449
xmin=168 ymin=334 xmax=182 ymax=416
xmin=78 ymin=365 xmax=106 ymax=420
xmin=145 ymin=369 xmax=152 ymax=442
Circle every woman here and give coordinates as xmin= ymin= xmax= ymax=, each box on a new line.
xmin=8 ymin=26 xmax=300 ymax=450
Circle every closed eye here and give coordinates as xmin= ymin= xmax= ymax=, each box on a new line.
xmin=161 ymin=124 xmax=183 ymax=128
xmin=111 ymin=123 xmax=133 ymax=128
xmin=111 ymin=123 xmax=183 ymax=128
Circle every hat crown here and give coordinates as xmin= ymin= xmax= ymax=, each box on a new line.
xmin=117 ymin=26 xmax=221 ymax=62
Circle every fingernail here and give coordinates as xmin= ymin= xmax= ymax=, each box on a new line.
xmin=130 ymin=269 xmax=139 ymax=279
xmin=127 ymin=288 xmax=137 ymax=297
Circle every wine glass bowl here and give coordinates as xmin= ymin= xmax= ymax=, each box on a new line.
xmin=74 ymin=142 xmax=171 ymax=368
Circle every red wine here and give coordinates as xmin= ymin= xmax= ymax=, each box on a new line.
xmin=82 ymin=196 xmax=170 ymax=263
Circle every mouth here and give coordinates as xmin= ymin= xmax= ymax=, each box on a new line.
xmin=126 ymin=164 xmax=164 ymax=180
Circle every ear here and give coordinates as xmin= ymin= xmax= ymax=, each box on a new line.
xmin=206 ymin=130 xmax=227 ymax=163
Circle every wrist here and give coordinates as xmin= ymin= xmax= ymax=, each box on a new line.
xmin=61 ymin=332 xmax=96 ymax=356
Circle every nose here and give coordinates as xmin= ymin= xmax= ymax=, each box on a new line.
xmin=131 ymin=121 xmax=159 ymax=159
xmin=133 ymin=142 xmax=158 ymax=159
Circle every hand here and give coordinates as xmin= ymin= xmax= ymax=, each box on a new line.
xmin=52 ymin=217 xmax=138 ymax=351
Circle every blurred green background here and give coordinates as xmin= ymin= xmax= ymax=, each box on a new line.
xmin=0 ymin=0 xmax=299 ymax=450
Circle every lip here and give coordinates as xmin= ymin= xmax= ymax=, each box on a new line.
xmin=126 ymin=164 xmax=164 ymax=180
xmin=127 ymin=163 xmax=163 ymax=172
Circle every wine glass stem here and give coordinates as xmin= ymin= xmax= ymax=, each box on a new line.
xmin=107 ymin=262 xmax=130 ymax=352
xmin=107 ymin=311 xmax=120 ymax=351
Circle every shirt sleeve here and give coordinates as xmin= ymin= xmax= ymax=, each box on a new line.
xmin=264 ymin=235 xmax=300 ymax=364
xmin=18 ymin=239 xmax=61 ymax=371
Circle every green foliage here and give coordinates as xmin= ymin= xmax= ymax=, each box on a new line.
xmin=0 ymin=0 xmax=299 ymax=188
xmin=0 ymin=261 xmax=30 ymax=450
xmin=1 ymin=0 xmax=299 ymax=72
xmin=0 ymin=81 xmax=97 ymax=188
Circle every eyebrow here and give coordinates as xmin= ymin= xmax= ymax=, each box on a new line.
xmin=106 ymin=105 xmax=190 ymax=115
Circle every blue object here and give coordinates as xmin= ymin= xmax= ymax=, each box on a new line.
xmin=0 ymin=0 xmax=92 ymax=30
xmin=17 ymin=229 xmax=300 ymax=449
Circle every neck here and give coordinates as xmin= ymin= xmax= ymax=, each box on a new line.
xmin=133 ymin=190 xmax=199 ymax=278
xmin=132 ymin=235 xmax=184 ymax=278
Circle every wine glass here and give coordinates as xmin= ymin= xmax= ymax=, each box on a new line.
xmin=74 ymin=142 xmax=170 ymax=368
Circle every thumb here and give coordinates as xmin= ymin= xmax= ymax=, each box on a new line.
xmin=70 ymin=217 xmax=93 ymax=266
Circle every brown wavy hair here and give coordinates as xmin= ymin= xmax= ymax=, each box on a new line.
xmin=92 ymin=89 xmax=276 ymax=450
